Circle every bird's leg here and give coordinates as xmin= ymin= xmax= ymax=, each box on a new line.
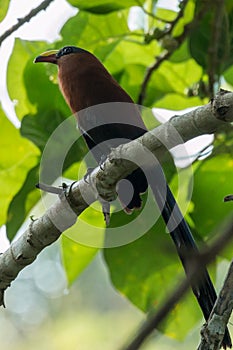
xmin=101 ymin=200 xmax=111 ymax=226
xmin=99 ymin=154 xmax=107 ymax=171
xmin=83 ymin=165 xmax=111 ymax=225
xmin=84 ymin=154 xmax=107 ymax=182
xmin=84 ymin=167 xmax=95 ymax=183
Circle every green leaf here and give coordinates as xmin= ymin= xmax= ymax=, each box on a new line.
xmin=104 ymin=217 xmax=202 ymax=339
xmin=155 ymin=8 xmax=177 ymax=22
xmin=189 ymin=13 xmax=211 ymax=69
xmin=7 ymin=39 xmax=49 ymax=120
xmin=21 ymin=112 xmax=87 ymax=185
xmin=189 ymin=8 xmax=233 ymax=72
xmin=172 ymin=0 xmax=195 ymax=37
xmin=223 ymin=64 xmax=233 ymax=86
xmin=160 ymin=59 xmax=202 ymax=93
xmin=24 ymin=57 xmax=69 ymax=116
xmin=0 ymin=0 xmax=10 ymax=22
xmin=63 ymin=203 xmax=107 ymax=248
xmin=67 ymin=0 xmax=137 ymax=13
xmin=116 ymin=39 xmax=160 ymax=66
xmin=21 ymin=111 xmax=68 ymax=151
xmin=105 ymin=40 xmax=159 ymax=99
xmin=6 ymin=165 xmax=40 ymax=241
xmin=120 ymin=64 xmax=148 ymax=102
xmin=59 ymin=10 xmax=129 ymax=52
xmin=0 ymin=107 xmax=39 ymax=227
xmin=191 ymin=155 xmax=233 ymax=237
xmin=144 ymin=58 xmax=203 ymax=108
xmin=93 ymin=40 xmax=121 ymax=62
xmin=154 ymin=93 xmax=203 ymax=110
xmin=61 ymin=235 xmax=98 ymax=285
xmin=170 ymin=40 xmax=190 ymax=63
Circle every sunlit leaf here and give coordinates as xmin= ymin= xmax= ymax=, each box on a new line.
xmin=172 ymin=0 xmax=195 ymax=37
xmin=191 ymin=155 xmax=233 ymax=237
xmin=120 ymin=64 xmax=147 ymax=102
xmin=223 ymin=64 xmax=233 ymax=86
xmin=113 ymin=38 xmax=160 ymax=67
xmin=59 ymin=10 xmax=129 ymax=52
xmin=170 ymin=40 xmax=190 ymax=63
xmin=61 ymin=235 xmax=98 ymax=285
xmin=0 ymin=0 xmax=10 ymax=22
xmin=154 ymin=93 xmax=202 ymax=110
xmin=0 ymin=107 xmax=39 ymax=228
xmin=141 ymin=59 xmax=203 ymax=108
xmin=63 ymin=204 xmax=107 ymax=249
xmin=104 ymin=217 xmax=202 ymax=339
xmin=67 ymin=0 xmax=137 ymax=13
xmin=7 ymin=39 xmax=48 ymax=120
xmin=156 ymin=7 xmax=177 ymax=22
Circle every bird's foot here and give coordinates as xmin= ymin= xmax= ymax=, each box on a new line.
xmin=99 ymin=155 xmax=107 ymax=171
xmin=224 ymin=194 xmax=233 ymax=202
xmin=84 ymin=167 xmax=95 ymax=183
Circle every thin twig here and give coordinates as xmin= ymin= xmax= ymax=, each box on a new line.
xmin=0 ymin=0 xmax=55 ymax=46
xmin=166 ymin=0 xmax=189 ymax=36
xmin=122 ymin=218 xmax=233 ymax=350
xmin=134 ymin=0 xmax=173 ymax=23
xmin=207 ymin=0 xmax=225 ymax=98
xmin=137 ymin=50 xmax=171 ymax=105
xmin=137 ymin=0 xmax=209 ymax=105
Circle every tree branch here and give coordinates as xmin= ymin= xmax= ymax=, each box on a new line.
xmin=207 ymin=0 xmax=225 ymax=98
xmin=0 ymin=89 xmax=232 ymax=306
xmin=0 ymin=0 xmax=55 ymax=46
xmin=198 ymin=259 xmax=233 ymax=350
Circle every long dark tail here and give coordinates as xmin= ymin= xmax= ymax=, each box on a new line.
xmin=148 ymin=169 xmax=231 ymax=349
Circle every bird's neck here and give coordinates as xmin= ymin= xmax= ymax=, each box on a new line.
xmin=57 ymin=57 xmax=133 ymax=114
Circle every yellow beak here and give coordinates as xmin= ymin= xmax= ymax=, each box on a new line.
xmin=34 ymin=49 xmax=59 ymax=64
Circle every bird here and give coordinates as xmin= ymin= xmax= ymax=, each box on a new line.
xmin=34 ymin=46 xmax=231 ymax=348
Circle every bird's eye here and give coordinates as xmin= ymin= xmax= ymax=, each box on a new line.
xmin=63 ymin=47 xmax=73 ymax=55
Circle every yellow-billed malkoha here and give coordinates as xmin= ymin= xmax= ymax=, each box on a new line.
xmin=34 ymin=46 xmax=231 ymax=348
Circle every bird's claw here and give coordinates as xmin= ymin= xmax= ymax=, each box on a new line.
xmin=84 ymin=168 xmax=95 ymax=183
xmin=224 ymin=194 xmax=233 ymax=202
xmin=99 ymin=155 xmax=107 ymax=171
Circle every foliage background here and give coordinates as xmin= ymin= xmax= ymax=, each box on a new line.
xmin=0 ymin=0 xmax=233 ymax=348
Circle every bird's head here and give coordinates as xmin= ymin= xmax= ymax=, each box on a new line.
xmin=33 ymin=45 xmax=127 ymax=112
xmin=34 ymin=46 xmax=89 ymax=65
xmin=34 ymin=46 xmax=94 ymax=111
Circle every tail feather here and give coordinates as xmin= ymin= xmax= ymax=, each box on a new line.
xmin=150 ymin=176 xmax=231 ymax=349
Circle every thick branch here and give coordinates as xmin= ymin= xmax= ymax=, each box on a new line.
xmin=198 ymin=260 xmax=233 ymax=350
xmin=0 ymin=0 xmax=55 ymax=46
xmin=0 ymin=89 xmax=232 ymax=306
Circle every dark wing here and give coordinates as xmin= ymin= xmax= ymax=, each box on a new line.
xmin=78 ymin=107 xmax=148 ymax=212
